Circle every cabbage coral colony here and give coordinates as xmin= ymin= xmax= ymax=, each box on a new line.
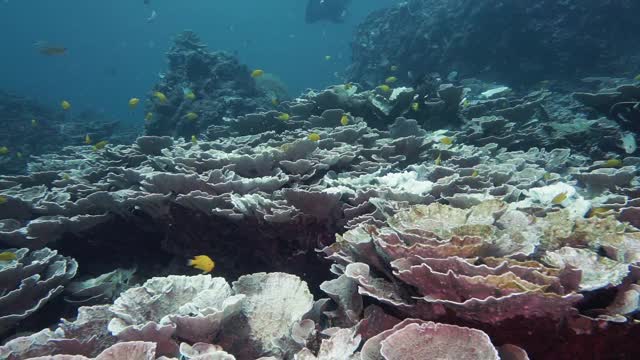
xmin=2 ymin=1 xmax=640 ymax=359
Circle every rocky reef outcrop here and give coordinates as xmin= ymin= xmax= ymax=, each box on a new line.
xmin=144 ymin=31 xmax=279 ymax=138
xmin=349 ymin=0 xmax=640 ymax=87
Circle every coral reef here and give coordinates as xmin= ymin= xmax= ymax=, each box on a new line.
xmin=322 ymin=200 xmax=640 ymax=357
xmin=1 ymin=82 xmax=640 ymax=357
xmin=3 ymin=24 xmax=640 ymax=357
xmin=144 ymin=31 xmax=275 ymax=138
xmin=0 ymin=91 xmax=141 ymax=175
xmin=2 ymin=0 xmax=640 ymax=354
xmin=574 ymin=81 xmax=640 ymax=134
xmin=1 ymin=271 xmax=533 ymax=359
xmin=349 ymin=0 xmax=640 ymax=87
xmin=0 ymin=248 xmax=77 ymax=337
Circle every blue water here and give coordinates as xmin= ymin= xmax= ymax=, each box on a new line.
xmin=0 ymin=0 xmax=395 ymax=121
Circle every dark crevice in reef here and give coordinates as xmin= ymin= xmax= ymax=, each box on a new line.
xmin=51 ymin=207 xmax=334 ymax=299
xmin=163 ymin=204 xmax=335 ymax=297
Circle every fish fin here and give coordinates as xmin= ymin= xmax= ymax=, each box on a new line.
xmin=187 ymin=259 xmax=194 ymax=266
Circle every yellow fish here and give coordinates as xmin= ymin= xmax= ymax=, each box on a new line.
xmin=184 ymin=90 xmax=196 ymax=101
xmin=191 ymin=135 xmax=198 ymax=144
xmin=0 ymin=146 xmax=8 ymax=155
xmin=271 ymin=97 xmax=279 ymax=106
xmin=377 ymin=84 xmax=391 ymax=93
xmin=153 ymin=92 xmax=168 ymax=103
xmin=0 ymin=196 xmax=7 ymax=204
xmin=411 ymin=102 xmax=420 ymax=112
xmin=185 ymin=112 xmax=199 ymax=121
xmin=543 ymin=172 xmax=552 ymax=181
xmin=188 ymin=255 xmax=215 ymax=273
xmin=31 ymin=119 xmax=37 ymax=127
xmin=84 ymin=134 xmax=92 ymax=145
xmin=0 ymin=251 xmax=17 ymax=261
xmin=277 ymin=113 xmax=290 ymax=121
xmin=251 ymin=69 xmax=264 ymax=78
xmin=385 ymin=76 xmax=397 ymax=84
xmin=634 ymin=74 xmax=640 ymax=82
xmin=308 ymin=133 xmax=321 ymax=142
xmin=340 ymin=114 xmax=349 ymax=126
xmin=62 ymin=173 xmax=71 ymax=181
xmin=552 ymin=192 xmax=568 ymax=204
xmin=93 ymin=140 xmax=108 ymax=151
xmin=435 ymin=152 xmax=442 ymax=166
xmin=145 ymin=112 xmax=154 ymax=121
xmin=280 ymin=143 xmax=292 ymax=152
xmin=61 ymin=100 xmax=71 ymax=111
xmin=129 ymin=98 xmax=140 ymax=109
xmin=440 ymin=137 xmax=453 ymax=145
xmin=602 ymin=159 xmax=623 ymax=168
xmin=344 ymin=82 xmax=353 ymax=90
xmin=461 ymin=99 xmax=470 ymax=108
xmin=471 ymin=170 xmax=479 ymax=177
xmin=588 ymin=207 xmax=611 ymax=218
xmin=390 ymin=65 xmax=398 ymax=72
xmin=324 ymin=55 xmax=332 ymax=61
xmin=16 ymin=152 xmax=22 ymax=159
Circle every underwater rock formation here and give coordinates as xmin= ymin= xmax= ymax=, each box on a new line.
xmin=350 ymin=0 xmax=640 ymax=87
xmin=144 ymin=31 xmax=276 ymax=138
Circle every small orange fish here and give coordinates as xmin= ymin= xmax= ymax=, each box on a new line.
xmin=188 ymin=255 xmax=215 ymax=273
